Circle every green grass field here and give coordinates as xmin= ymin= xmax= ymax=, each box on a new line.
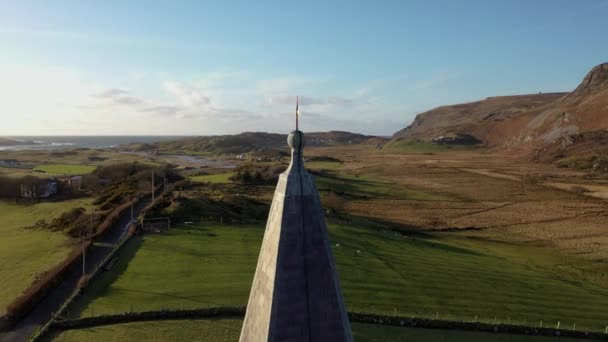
xmin=47 ymin=319 xmax=591 ymax=342
xmin=352 ymin=323 xmax=590 ymax=342
xmin=0 ymin=198 xmax=93 ymax=314
xmin=70 ymin=225 xmax=261 ymax=316
xmin=316 ymin=172 xmax=447 ymax=201
xmin=306 ymin=160 xmax=342 ymax=170
xmin=68 ymin=223 xmax=608 ymax=332
xmin=33 ymin=164 xmax=97 ymax=175
xmin=188 ymin=172 xmax=235 ymax=184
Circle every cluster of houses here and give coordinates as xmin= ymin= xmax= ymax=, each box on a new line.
xmin=0 ymin=159 xmax=91 ymax=199
xmin=0 ymin=159 xmax=29 ymax=169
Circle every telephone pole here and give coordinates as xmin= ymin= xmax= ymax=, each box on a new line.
xmin=83 ymin=209 xmax=95 ymax=277
xmin=81 ymin=230 xmax=85 ymax=277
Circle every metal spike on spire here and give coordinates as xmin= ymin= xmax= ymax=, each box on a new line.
xmin=296 ymin=95 xmax=300 ymax=131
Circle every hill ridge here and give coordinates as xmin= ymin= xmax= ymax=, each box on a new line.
xmin=392 ymin=62 xmax=608 ymax=157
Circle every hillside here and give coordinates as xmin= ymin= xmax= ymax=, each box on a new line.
xmin=392 ymin=93 xmax=566 ymax=146
xmin=0 ymin=138 xmax=35 ymax=147
xmin=122 ymin=131 xmax=381 ymax=155
xmin=392 ymin=63 xmax=608 ymax=163
xmin=534 ymin=130 xmax=608 ymax=171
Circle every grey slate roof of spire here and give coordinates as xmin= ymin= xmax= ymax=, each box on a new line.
xmin=240 ymin=130 xmax=353 ymax=342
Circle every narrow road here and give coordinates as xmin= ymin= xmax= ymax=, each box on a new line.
xmin=1 ymin=196 xmax=152 ymax=342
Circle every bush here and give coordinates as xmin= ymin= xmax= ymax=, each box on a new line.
xmin=166 ymin=195 xmax=269 ymax=223
xmin=323 ymin=191 xmax=348 ymax=212
xmin=229 ymin=164 xmax=286 ymax=185
xmin=570 ymin=185 xmax=587 ymax=194
xmin=0 ymin=175 xmax=47 ymax=199
xmin=307 ymin=155 xmax=342 ymax=163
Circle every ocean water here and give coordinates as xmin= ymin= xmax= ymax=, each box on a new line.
xmin=0 ymin=136 xmax=190 ymax=151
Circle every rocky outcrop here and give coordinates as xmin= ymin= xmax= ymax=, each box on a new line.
xmin=563 ymin=63 xmax=608 ymax=101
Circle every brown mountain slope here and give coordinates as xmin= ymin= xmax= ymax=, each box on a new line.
xmin=507 ymin=63 xmax=608 ymax=147
xmin=393 ymin=62 xmax=608 ymax=154
xmin=534 ymin=130 xmax=608 ymax=171
xmin=392 ymin=93 xmax=566 ymax=146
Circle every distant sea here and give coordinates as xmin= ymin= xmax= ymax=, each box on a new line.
xmin=0 ymin=136 xmax=190 ymax=151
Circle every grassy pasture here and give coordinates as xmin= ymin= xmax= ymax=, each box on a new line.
xmin=0 ymin=149 xmax=153 ymax=165
xmin=47 ymin=319 xmax=592 ymax=342
xmin=0 ymin=167 xmax=37 ymax=178
xmin=33 ymin=164 xmax=97 ymax=175
xmin=351 ymin=323 xmax=590 ymax=342
xmin=0 ymin=198 xmax=93 ymax=314
xmin=188 ymin=172 xmax=235 ymax=184
xmin=306 ymin=160 xmax=343 ymax=170
xmin=70 ymin=224 xmax=261 ymax=316
xmin=383 ymin=140 xmax=475 ymax=153
xmin=68 ymin=223 xmax=608 ymax=332
xmin=315 ymin=172 xmax=447 ymax=201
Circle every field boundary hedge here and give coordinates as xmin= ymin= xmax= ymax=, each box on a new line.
xmin=28 ymin=223 xmax=137 ymax=342
xmin=1 ymin=239 xmax=93 ymax=326
xmin=28 ymin=186 xmax=165 ymax=341
xmin=42 ymin=307 xmax=608 ymax=340
xmin=0 ymin=192 xmax=149 ymax=333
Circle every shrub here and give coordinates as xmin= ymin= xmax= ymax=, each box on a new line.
xmin=307 ymin=155 xmax=342 ymax=163
xmin=0 ymin=175 xmax=48 ymax=199
xmin=570 ymin=185 xmax=587 ymax=194
xmin=230 ymin=164 xmax=286 ymax=185
xmin=77 ymin=274 xmax=91 ymax=289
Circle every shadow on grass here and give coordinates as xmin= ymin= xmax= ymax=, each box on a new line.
xmin=69 ymin=237 xmax=144 ymax=317
xmin=329 ymin=213 xmax=485 ymax=258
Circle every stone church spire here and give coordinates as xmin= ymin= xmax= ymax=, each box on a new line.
xmin=239 ymin=129 xmax=353 ymax=342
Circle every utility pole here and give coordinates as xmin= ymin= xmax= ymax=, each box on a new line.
xmin=81 ymin=230 xmax=86 ymax=277
xmin=82 ymin=209 xmax=94 ymax=277
xmin=151 ymin=171 xmax=155 ymax=201
xmin=295 ymin=95 xmax=300 ymax=131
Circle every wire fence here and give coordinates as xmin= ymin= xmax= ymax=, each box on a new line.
xmin=59 ymin=301 xmax=608 ymax=335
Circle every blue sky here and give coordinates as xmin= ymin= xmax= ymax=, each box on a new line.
xmin=1 ymin=0 xmax=607 ymax=135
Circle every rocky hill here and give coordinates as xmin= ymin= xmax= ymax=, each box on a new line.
xmin=122 ymin=131 xmax=381 ymax=155
xmin=508 ymin=63 xmax=608 ymax=147
xmin=392 ymin=93 xmax=566 ymax=146
xmin=392 ymin=63 xmax=608 ymax=165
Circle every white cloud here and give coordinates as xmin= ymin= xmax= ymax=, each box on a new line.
xmin=0 ymin=64 xmax=403 ymax=136
xmin=264 ymin=95 xmax=353 ymax=106
xmin=94 ymin=88 xmax=144 ymax=106
xmin=163 ymin=81 xmax=211 ymax=107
